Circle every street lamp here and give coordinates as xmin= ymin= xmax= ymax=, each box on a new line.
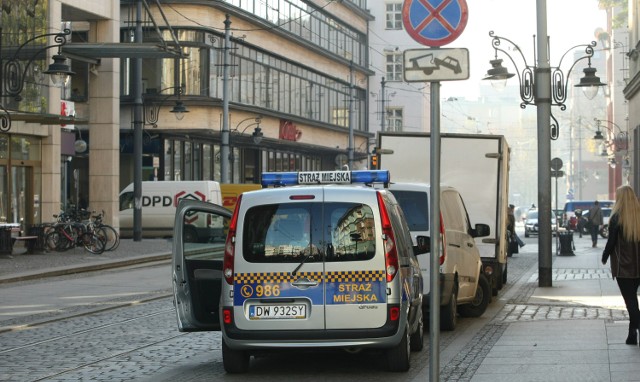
xmin=484 ymin=0 xmax=606 ymax=287
xmin=0 ymin=28 xmax=75 ymax=132
xmin=143 ymin=85 xmax=189 ymax=128
xmin=484 ymin=32 xmax=605 ymax=139
xmin=593 ymin=118 xmax=628 ymax=151
xmin=231 ymin=115 xmax=264 ymax=145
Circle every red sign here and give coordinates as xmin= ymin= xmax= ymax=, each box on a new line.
xmin=279 ymin=120 xmax=302 ymax=141
xmin=402 ymin=0 xmax=468 ymax=47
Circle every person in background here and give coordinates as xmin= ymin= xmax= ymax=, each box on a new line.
xmin=589 ymin=200 xmax=604 ymax=247
xmin=601 ymin=185 xmax=640 ymax=346
xmin=507 ymin=204 xmax=525 ymax=252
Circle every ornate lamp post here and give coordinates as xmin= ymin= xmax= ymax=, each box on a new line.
xmin=143 ymin=85 xmax=190 ymax=128
xmin=484 ymin=0 xmax=605 ymax=287
xmin=0 ymin=28 xmax=74 ymax=131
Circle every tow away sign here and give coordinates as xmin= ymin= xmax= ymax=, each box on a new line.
xmin=403 ymin=48 xmax=469 ymax=82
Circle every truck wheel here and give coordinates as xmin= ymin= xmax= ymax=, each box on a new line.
xmin=222 ymin=339 xmax=250 ymax=373
xmin=440 ymin=285 xmax=457 ymax=331
xmin=458 ymin=274 xmax=491 ymax=318
xmin=386 ymin=327 xmax=411 ymax=372
xmin=493 ymin=266 xmax=503 ymax=296
xmin=502 ymin=263 xmax=508 ymax=284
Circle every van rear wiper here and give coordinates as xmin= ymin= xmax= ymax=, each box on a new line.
xmin=292 ymin=251 xmax=311 ymax=276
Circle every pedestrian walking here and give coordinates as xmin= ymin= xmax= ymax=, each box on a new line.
xmin=601 ymin=185 xmax=640 ymax=346
xmin=506 ymin=204 xmax=524 ymax=256
xmin=589 ymin=200 xmax=604 ymax=247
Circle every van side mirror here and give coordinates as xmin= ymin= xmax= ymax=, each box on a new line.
xmin=414 ymin=235 xmax=430 ymax=255
xmin=471 ymin=223 xmax=490 ymax=238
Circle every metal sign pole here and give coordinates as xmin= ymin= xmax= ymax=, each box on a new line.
xmin=429 ymin=81 xmax=441 ymax=382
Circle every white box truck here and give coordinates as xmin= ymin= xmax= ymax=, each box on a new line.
xmin=119 ymin=181 xmax=223 ymax=241
xmin=377 ymin=132 xmax=510 ymax=296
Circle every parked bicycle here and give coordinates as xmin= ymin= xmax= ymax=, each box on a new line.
xmin=44 ymin=210 xmax=105 ymax=254
xmin=88 ymin=210 xmax=120 ymax=251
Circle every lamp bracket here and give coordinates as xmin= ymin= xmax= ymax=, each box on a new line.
xmin=3 ymin=28 xmax=71 ymax=99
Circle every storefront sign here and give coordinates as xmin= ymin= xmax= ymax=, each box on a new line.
xmin=279 ymin=120 xmax=302 ymax=141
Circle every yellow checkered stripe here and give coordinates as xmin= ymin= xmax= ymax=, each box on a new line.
xmin=234 ymin=270 xmax=385 ymax=284
xmin=235 ymin=271 xmax=322 ymax=284
xmin=325 ymin=270 xmax=385 ymax=283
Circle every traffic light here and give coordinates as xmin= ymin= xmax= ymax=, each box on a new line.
xmin=370 ymin=155 xmax=378 ymax=169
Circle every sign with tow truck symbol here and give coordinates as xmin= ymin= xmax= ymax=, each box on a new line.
xmin=403 ymin=48 xmax=469 ymax=82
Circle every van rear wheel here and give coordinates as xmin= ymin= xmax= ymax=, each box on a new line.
xmin=409 ymin=309 xmax=424 ymax=351
xmin=386 ymin=327 xmax=410 ymax=372
xmin=222 ymin=339 xmax=250 ymax=373
xmin=183 ymin=226 xmax=198 ymax=243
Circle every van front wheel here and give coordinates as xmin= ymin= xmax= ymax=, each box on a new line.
xmin=458 ymin=273 xmax=491 ymax=318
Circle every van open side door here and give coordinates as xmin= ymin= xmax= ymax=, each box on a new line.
xmin=172 ymin=199 xmax=232 ymax=331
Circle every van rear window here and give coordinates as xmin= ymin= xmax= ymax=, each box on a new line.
xmin=389 ymin=190 xmax=429 ymax=231
xmin=242 ymin=202 xmax=376 ymax=263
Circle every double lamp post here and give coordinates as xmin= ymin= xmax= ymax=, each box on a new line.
xmin=483 ymin=0 xmax=606 ymax=287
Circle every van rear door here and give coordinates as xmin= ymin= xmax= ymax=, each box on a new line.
xmin=173 ymin=199 xmax=231 ymax=331
xmin=322 ymin=188 xmax=388 ymax=329
xmin=230 ymin=190 xmax=327 ymax=331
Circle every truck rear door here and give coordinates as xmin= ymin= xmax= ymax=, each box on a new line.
xmin=173 ymin=199 xmax=231 ymax=331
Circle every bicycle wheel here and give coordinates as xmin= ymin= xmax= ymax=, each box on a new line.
xmin=81 ymin=232 xmax=105 ymax=254
xmin=96 ymin=225 xmax=120 ymax=251
xmin=46 ymin=229 xmax=72 ymax=252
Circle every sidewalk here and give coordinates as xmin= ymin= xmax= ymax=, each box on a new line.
xmin=471 ymin=233 xmax=639 ymax=382
xmin=0 ymin=237 xmax=173 ymax=284
xmin=1 ymin=232 xmax=639 ymax=381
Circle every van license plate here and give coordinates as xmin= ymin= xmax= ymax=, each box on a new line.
xmin=249 ymin=304 xmax=306 ymax=320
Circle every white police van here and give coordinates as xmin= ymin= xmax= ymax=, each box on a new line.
xmin=172 ymin=170 xmax=427 ymax=373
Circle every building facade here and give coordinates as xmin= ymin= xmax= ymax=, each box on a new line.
xmin=1 ymin=0 xmax=374 ymax=232
xmin=367 ymin=1 xmax=431 ymax=141
xmin=117 ymin=0 xmax=373 ymax=193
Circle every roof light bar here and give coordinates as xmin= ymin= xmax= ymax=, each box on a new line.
xmin=261 ymin=170 xmax=390 ymax=187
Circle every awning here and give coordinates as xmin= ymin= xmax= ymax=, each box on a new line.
xmin=62 ymin=43 xmax=186 ymax=62
xmin=7 ymin=111 xmax=88 ymax=125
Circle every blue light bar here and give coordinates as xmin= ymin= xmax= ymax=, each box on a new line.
xmin=261 ymin=170 xmax=390 ymax=187
xmin=261 ymin=172 xmax=298 ymax=187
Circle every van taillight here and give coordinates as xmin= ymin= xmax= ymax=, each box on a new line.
xmin=223 ymin=194 xmax=242 ymax=285
xmin=377 ymin=192 xmax=399 ymax=282
xmin=223 ymin=308 xmax=233 ymax=324
xmin=439 ymin=213 xmax=447 ymax=266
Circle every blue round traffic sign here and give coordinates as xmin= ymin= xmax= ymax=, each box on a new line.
xmin=402 ymin=0 xmax=468 ymax=47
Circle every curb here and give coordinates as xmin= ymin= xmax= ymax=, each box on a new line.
xmin=0 ymin=253 xmax=171 ymax=285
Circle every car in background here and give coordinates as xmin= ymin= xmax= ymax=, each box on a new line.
xmin=524 ymin=209 xmax=558 ymax=237
xmin=578 ymin=208 xmax=612 ymax=238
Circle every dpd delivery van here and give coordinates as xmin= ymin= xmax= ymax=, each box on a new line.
xmin=119 ymin=181 xmax=222 ymax=240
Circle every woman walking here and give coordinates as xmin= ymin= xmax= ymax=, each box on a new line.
xmin=601 ymin=185 xmax=640 ymax=345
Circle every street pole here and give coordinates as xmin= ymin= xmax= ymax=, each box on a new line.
xmin=536 ymin=0 xmax=552 ymax=287
xmin=429 ymin=81 xmax=441 ymax=382
xmin=348 ymin=61 xmax=354 ymax=169
xmin=133 ymin=0 xmax=143 ymax=241
xmin=221 ymin=15 xmax=231 ymax=184
xmin=380 ymin=77 xmax=386 ymax=132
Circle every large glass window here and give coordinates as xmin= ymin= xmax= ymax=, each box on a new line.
xmin=123 ymin=27 xmax=367 ymax=131
xmin=224 ymin=0 xmax=367 ymax=66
